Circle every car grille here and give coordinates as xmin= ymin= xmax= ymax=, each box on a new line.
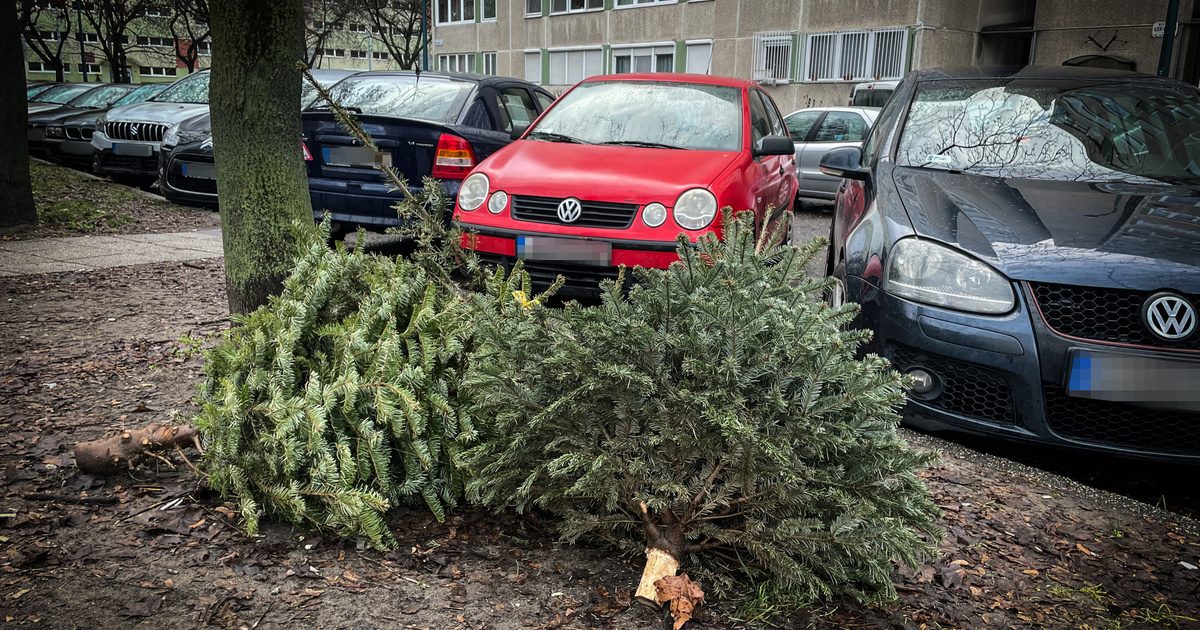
xmin=166 ymin=154 xmax=217 ymax=195
xmin=65 ymin=126 xmax=94 ymax=141
xmin=889 ymin=343 xmax=1017 ymax=424
xmin=104 ymin=121 xmax=168 ymax=142
xmin=1044 ymin=384 xmax=1200 ymax=455
xmin=511 ymin=195 xmax=638 ymax=229
xmin=477 ymin=253 xmax=625 ymax=295
xmin=1029 ymin=283 xmax=1199 ymax=351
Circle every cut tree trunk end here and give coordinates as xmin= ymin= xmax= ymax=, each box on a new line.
xmin=636 ymin=546 xmax=680 ymax=607
xmin=74 ymin=424 xmax=199 ymax=475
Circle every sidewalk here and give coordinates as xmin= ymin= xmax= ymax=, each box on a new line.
xmin=0 ymin=229 xmax=223 ymax=276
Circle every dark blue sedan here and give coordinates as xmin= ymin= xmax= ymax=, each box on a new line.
xmin=820 ymin=66 xmax=1200 ymax=462
xmin=302 ymin=72 xmax=554 ymax=240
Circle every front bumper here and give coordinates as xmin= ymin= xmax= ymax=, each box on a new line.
xmin=47 ymin=137 xmax=95 ymax=165
xmin=851 ymin=275 xmax=1200 ymax=463
xmin=308 ymin=176 xmax=461 ymax=232
xmin=91 ymin=132 xmax=160 ymax=178
xmin=159 ymin=151 xmax=218 ymax=207
xmin=458 ymin=225 xmax=679 ymax=298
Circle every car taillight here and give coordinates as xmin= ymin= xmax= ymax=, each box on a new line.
xmin=301 ymin=142 xmax=313 ymax=161
xmin=431 ymin=133 xmax=475 ymax=180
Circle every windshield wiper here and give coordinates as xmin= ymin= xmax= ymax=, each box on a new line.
xmin=527 ymin=131 xmax=588 ymax=144
xmin=598 ymin=140 xmax=686 ymax=150
xmin=308 ymin=105 xmax=363 ymax=113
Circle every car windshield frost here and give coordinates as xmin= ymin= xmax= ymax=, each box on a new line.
xmin=530 ymin=81 xmax=742 ymax=151
xmin=152 ymin=73 xmax=210 ymax=104
xmin=33 ymin=84 xmax=96 ymax=104
xmin=68 ymin=85 xmax=133 ymax=109
xmin=897 ymin=79 xmax=1200 ymax=184
xmin=114 ymin=84 xmax=166 ymax=107
xmin=316 ymin=76 xmax=473 ymax=121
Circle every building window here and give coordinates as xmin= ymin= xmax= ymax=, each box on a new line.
xmin=28 ymin=62 xmax=68 ymax=73
xmin=349 ymin=23 xmax=368 ymax=33
xmin=320 ymin=48 xmax=345 ymax=58
xmin=80 ymin=32 xmax=99 ymax=43
xmin=524 ymin=51 xmax=541 ymax=82
xmin=548 ymin=48 xmax=602 ymax=85
xmin=482 ymin=52 xmax=497 ymax=75
xmin=685 ymin=41 xmax=712 ymax=74
xmin=373 ymin=51 xmax=389 ymax=60
xmin=525 ymin=0 xmax=541 ymax=16
xmin=549 ymin=0 xmax=603 ymax=15
xmin=140 ymin=66 xmax=177 ymax=76
xmin=481 ymin=0 xmax=496 ymax=20
xmin=803 ymin=28 xmax=906 ymax=82
xmin=195 ymin=41 xmax=211 ymax=55
xmin=612 ymin=43 xmax=674 ymax=74
xmin=752 ymin=31 xmax=794 ymax=83
xmin=615 ymin=0 xmax=677 ymax=7
xmin=144 ymin=8 xmax=169 ymax=18
xmin=82 ymin=63 xmax=101 ymax=74
xmin=136 ymin=36 xmax=174 ymax=47
xmin=36 ymin=29 xmax=65 ymax=41
xmin=350 ymin=49 xmax=367 ymax=59
xmin=438 ymin=52 xmax=477 ymax=73
xmin=437 ymin=0 xmax=474 ymax=24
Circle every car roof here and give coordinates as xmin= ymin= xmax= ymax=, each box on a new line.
xmin=786 ymin=106 xmax=880 ymax=116
xmin=343 ymin=70 xmax=530 ymax=85
xmin=583 ymin=72 xmax=754 ymax=88
xmin=912 ymin=65 xmax=1168 ymax=82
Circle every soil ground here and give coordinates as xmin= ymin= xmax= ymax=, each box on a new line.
xmin=2 ymin=237 xmax=1198 ymax=628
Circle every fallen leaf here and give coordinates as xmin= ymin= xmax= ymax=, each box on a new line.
xmin=8 ymin=588 xmax=30 ymax=600
xmin=655 ymin=573 xmax=705 ymax=630
xmin=1022 ymin=569 xmax=1039 ymax=576
xmin=1076 ymin=543 xmax=1095 ymax=557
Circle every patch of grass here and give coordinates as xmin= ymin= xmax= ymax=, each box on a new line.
xmin=1078 ymin=583 xmax=1112 ymax=607
xmin=39 ymin=199 xmax=133 ymax=232
xmin=1121 ymin=603 xmax=1198 ymax=628
xmin=30 ymin=161 xmax=177 ymax=234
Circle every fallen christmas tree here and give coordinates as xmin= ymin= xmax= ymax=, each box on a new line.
xmin=464 ymin=213 xmax=942 ymax=608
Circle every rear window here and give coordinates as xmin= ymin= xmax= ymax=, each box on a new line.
xmin=852 ymin=88 xmax=893 ymax=107
xmin=153 ymin=72 xmax=210 ymax=104
xmin=316 ymin=76 xmax=474 ymax=122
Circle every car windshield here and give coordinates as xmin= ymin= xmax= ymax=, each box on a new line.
xmin=67 ymin=85 xmax=133 ymax=109
xmin=152 ymin=73 xmax=210 ymax=104
xmin=529 ymin=81 xmax=742 ymax=151
xmin=113 ymin=83 xmax=166 ymax=107
xmin=316 ymin=76 xmax=473 ymax=121
xmin=33 ymin=84 xmax=95 ymax=104
xmin=301 ymin=74 xmax=348 ymax=107
xmin=897 ymin=78 xmax=1200 ymax=184
xmin=27 ymin=84 xmax=55 ymax=98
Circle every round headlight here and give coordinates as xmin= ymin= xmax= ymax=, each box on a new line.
xmin=458 ymin=173 xmax=489 ymax=212
xmin=642 ymin=202 xmax=667 ymax=228
xmin=673 ymin=188 xmax=718 ymax=231
xmin=161 ymin=125 xmax=180 ymax=149
xmin=488 ymin=190 xmax=508 ymax=214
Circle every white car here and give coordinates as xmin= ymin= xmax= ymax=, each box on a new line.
xmin=91 ymin=71 xmax=209 ymax=181
xmin=784 ymin=106 xmax=879 ymax=203
xmin=849 ymin=80 xmax=899 ymax=107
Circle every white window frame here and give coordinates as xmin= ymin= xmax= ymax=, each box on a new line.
xmin=348 ymin=23 xmax=368 ymax=33
xmin=524 ymin=49 xmax=542 ymax=83
xmin=614 ymin=0 xmax=678 ymax=8
xmin=525 ymin=0 xmax=541 ymax=17
xmin=139 ymin=66 xmax=177 ymax=77
xmin=350 ymin=49 xmax=367 ymax=59
xmin=372 ymin=51 xmax=389 ymax=60
xmin=144 ymin=8 xmax=169 ymax=18
xmin=28 ymin=61 xmax=63 ymax=73
xmin=684 ymin=39 xmax=712 ymax=74
xmin=436 ymin=0 xmax=475 ymax=25
xmin=80 ymin=32 xmax=99 ymax=43
xmin=481 ymin=0 xmax=497 ymax=21
xmin=802 ymin=28 xmax=907 ymax=83
xmin=438 ymin=52 xmax=478 ymax=73
xmin=482 ymin=52 xmax=497 ymax=75
xmin=548 ymin=0 xmax=604 ymax=16
xmin=82 ymin=63 xmax=101 ymax=74
xmin=752 ymin=31 xmax=795 ymax=84
xmin=546 ymin=46 xmax=603 ymax=85
xmin=610 ymin=41 xmax=676 ymax=74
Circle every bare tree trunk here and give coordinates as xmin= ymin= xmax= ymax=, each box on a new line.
xmin=210 ymin=0 xmax=313 ymax=314
xmin=0 ymin=0 xmax=36 ymax=231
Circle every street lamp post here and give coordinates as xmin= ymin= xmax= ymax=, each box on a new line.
xmin=1157 ymin=0 xmax=1181 ymax=76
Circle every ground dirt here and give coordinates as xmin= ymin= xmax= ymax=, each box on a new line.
xmin=1 ymin=236 xmax=1198 ymax=629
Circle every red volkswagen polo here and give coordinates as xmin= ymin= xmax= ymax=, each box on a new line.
xmin=452 ymin=73 xmax=798 ymax=296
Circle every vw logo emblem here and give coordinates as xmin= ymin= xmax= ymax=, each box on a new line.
xmin=557 ymin=197 xmax=582 ymax=223
xmin=1143 ymin=293 xmax=1197 ymax=341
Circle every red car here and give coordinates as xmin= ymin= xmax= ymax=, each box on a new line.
xmin=452 ymin=73 xmax=798 ymax=296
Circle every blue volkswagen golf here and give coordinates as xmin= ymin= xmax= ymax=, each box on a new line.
xmin=820 ymin=66 xmax=1200 ymax=462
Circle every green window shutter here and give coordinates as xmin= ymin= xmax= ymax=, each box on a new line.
xmin=602 ymin=44 xmax=612 ymax=73
xmin=542 ymin=0 xmax=550 ymax=15
xmin=674 ymin=40 xmax=686 ymax=72
xmin=541 ymin=48 xmax=550 ymax=85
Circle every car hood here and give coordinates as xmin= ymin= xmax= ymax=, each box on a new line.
xmin=482 ymin=140 xmax=741 ymax=203
xmin=28 ymin=106 xmax=98 ymax=125
xmin=893 ymin=167 xmax=1200 ymax=293
xmin=28 ymin=103 xmax=65 ymax=115
xmin=105 ymin=102 xmax=209 ymax=125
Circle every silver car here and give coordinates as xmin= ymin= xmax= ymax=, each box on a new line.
xmin=91 ymin=71 xmax=209 ymax=181
xmin=784 ymin=106 xmax=879 ymax=203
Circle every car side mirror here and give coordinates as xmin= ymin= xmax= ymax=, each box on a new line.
xmin=754 ymin=135 xmax=794 ymax=157
xmin=819 ymin=146 xmax=870 ymax=181
xmin=510 ymin=124 xmax=529 ymax=141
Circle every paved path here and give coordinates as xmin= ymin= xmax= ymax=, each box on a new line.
xmin=0 ymin=229 xmax=223 ymax=276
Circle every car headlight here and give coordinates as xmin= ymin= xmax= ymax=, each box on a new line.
xmin=458 ymin=173 xmax=489 ymax=212
xmin=673 ymin=188 xmax=717 ymax=230
xmin=45 ymin=126 xmax=65 ymax=138
xmin=487 ymin=190 xmax=508 ymax=214
xmin=94 ymin=115 xmax=107 ymax=136
xmin=161 ymin=125 xmax=179 ymax=149
xmin=886 ymin=238 xmax=1014 ymax=314
xmin=642 ymin=202 xmax=667 ymax=228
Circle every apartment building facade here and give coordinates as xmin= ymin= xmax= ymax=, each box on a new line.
xmin=432 ymin=0 xmax=1200 ymax=112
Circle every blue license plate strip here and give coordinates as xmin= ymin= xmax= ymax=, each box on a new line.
xmin=1066 ymin=349 xmax=1200 ymax=411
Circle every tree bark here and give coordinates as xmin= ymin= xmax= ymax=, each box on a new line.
xmin=0 ymin=0 xmax=37 ymax=231
xmin=210 ymin=0 xmax=314 ymax=314
xmin=74 ymin=424 xmax=199 ymax=475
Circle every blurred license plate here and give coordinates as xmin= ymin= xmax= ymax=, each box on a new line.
xmin=322 ymin=145 xmax=392 ymax=168
xmin=1066 ymin=350 xmax=1200 ymax=411
xmin=517 ymin=236 xmax=611 ymax=266
xmin=112 ymin=142 xmax=153 ymax=157
xmin=181 ymin=161 xmax=216 ymax=180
